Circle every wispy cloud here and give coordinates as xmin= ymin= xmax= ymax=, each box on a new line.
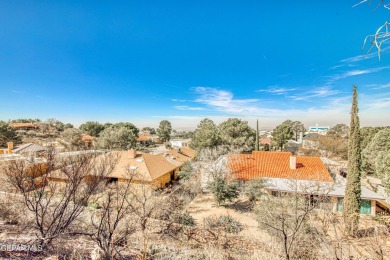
xmin=194 ymin=87 xmax=262 ymax=115
xmin=366 ymin=97 xmax=390 ymax=109
xmin=335 ymin=47 xmax=390 ymax=65
xmin=152 ymin=115 xmax=204 ymax=120
xmin=365 ymin=82 xmax=390 ymax=89
xmin=327 ymin=66 xmax=390 ymax=82
xmin=171 ymin=99 xmax=187 ymax=102
xmin=257 ymin=86 xmax=297 ymax=95
xmin=11 ymin=89 xmax=26 ymax=94
xmin=289 ymin=86 xmax=340 ymax=101
xmin=173 ymin=105 xmax=204 ymax=111
xmin=156 ymin=90 xmax=388 ymax=129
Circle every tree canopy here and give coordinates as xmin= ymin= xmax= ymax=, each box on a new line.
xmin=271 ymin=120 xmax=294 ymax=151
xmin=327 ymin=123 xmax=349 ymax=139
xmin=142 ymin=127 xmax=156 ymax=134
xmin=218 ymin=118 xmax=256 ymax=151
xmin=79 ymin=121 xmax=105 ymax=137
xmin=0 ymin=121 xmax=21 ymax=147
xmin=157 ymin=120 xmax=172 ymax=143
xmin=97 ymin=125 xmax=137 ymax=150
xmin=291 ymin=121 xmax=306 ymax=141
xmin=111 ymin=122 xmax=139 ymax=137
xmin=343 ymin=85 xmax=362 ymax=236
xmin=362 ymin=128 xmax=390 ymax=176
xmin=191 ymin=118 xmax=221 ymax=150
xmin=59 ymin=128 xmax=84 ymax=149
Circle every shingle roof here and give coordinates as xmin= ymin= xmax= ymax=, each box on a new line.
xmin=50 ymin=150 xmax=184 ymax=182
xmin=143 ymin=153 xmax=179 ymax=179
xmin=178 ymin=147 xmax=196 ymax=159
xmin=228 ymin=151 xmax=333 ymax=182
xmin=100 ymin=151 xmax=179 ymax=181
xmin=13 ymin=143 xmax=47 ymax=154
xmin=9 ymin=123 xmax=37 ymax=128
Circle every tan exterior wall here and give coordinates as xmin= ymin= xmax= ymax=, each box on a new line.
xmin=49 ymin=167 xmax=180 ymax=189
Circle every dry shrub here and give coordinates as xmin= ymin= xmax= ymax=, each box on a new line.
xmin=0 ymin=194 xmax=25 ymax=225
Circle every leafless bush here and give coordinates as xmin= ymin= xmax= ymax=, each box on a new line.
xmin=126 ymin=180 xmax=163 ymax=259
xmin=255 ymin=180 xmax=333 ymax=260
xmin=0 ymin=193 xmax=25 ymax=225
xmin=4 ymin=148 xmax=118 ymax=249
xmin=87 ymin=176 xmax=137 ymax=260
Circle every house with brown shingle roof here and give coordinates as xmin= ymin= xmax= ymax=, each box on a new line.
xmin=9 ymin=122 xmax=39 ymax=130
xmin=137 ymin=133 xmax=160 ymax=145
xmin=49 ymin=150 xmax=185 ymax=188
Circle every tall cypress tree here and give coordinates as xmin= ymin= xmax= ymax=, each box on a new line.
xmin=343 ymin=85 xmax=362 ymax=236
xmin=255 ymin=119 xmax=259 ymax=151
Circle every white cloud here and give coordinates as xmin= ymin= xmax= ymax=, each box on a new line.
xmin=336 ymin=47 xmax=390 ymax=65
xmin=365 ymin=82 xmax=390 ymax=89
xmin=171 ymin=99 xmax=187 ymax=102
xmin=150 ymin=87 xmax=390 ymax=129
xmin=289 ymin=86 xmax=340 ymax=101
xmin=328 ymin=67 xmax=390 ymax=82
xmin=173 ymin=105 xmax=204 ymax=111
xmin=194 ymin=87 xmax=262 ymax=115
xmin=257 ymin=86 xmax=297 ymax=95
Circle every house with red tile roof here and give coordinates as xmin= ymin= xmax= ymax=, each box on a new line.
xmin=224 ymin=151 xmax=386 ymax=216
xmin=228 ymin=151 xmax=333 ymax=182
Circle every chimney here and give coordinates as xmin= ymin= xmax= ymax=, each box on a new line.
xmin=290 ymin=156 xmax=297 ymax=170
xmin=128 ymin=149 xmax=137 ymax=159
xmin=7 ymin=142 xmax=13 ymax=154
xmin=298 ymin=132 xmax=303 ymax=144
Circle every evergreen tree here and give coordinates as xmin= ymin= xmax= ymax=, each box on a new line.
xmin=0 ymin=121 xmax=21 ymax=147
xmin=79 ymin=121 xmax=105 ymax=137
xmin=157 ymin=120 xmax=172 ymax=143
xmin=207 ymin=176 xmax=240 ymax=206
xmin=218 ymin=118 xmax=256 ymax=151
xmin=190 ymin=118 xmax=220 ymax=150
xmin=343 ymin=85 xmax=362 ymax=236
xmin=271 ymin=120 xmax=294 ymax=151
xmin=255 ymin=119 xmax=259 ymax=151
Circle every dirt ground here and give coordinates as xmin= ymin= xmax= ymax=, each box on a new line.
xmin=186 ymin=193 xmax=272 ymax=242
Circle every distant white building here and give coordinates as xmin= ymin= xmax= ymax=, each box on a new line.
xmin=308 ymin=124 xmax=329 ymax=135
xmin=170 ymin=139 xmax=191 ymax=148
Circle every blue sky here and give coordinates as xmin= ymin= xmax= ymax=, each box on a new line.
xmin=1 ymin=1 xmax=389 ymax=130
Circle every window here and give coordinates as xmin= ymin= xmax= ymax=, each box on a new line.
xmin=337 ymin=198 xmax=371 ymax=214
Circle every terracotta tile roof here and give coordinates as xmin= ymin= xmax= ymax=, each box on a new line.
xmin=82 ymin=135 xmax=94 ymax=142
xmin=228 ymin=151 xmax=333 ymax=182
xmin=260 ymin=138 xmax=271 ymax=145
xmin=137 ymin=133 xmax=159 ymax=142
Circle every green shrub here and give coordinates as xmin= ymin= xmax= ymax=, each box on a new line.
xmin=175 ymin=212 xmax=196 ymax=226
xmin=207 ymin=176 xmax=239 ymax=206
